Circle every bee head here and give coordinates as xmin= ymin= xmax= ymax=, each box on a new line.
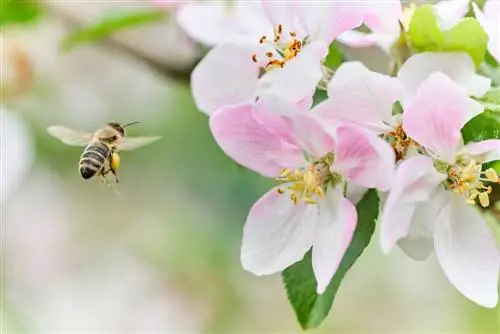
xmin=107 ymin=122 xmax=125 ymax=137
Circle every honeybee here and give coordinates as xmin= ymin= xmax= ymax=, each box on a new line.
xmin=47 ymin=122 xmax=160 ymax=183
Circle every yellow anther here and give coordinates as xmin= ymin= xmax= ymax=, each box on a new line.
xmin=485 ymin=168 xmax=499 ymax=183
xmin=304 ymin=197 xmax=317 ymax=205
xmin=479 ymin=192 xmax=490 ymax=207
xmin=276 ymin=188 xmax=284 ymax=194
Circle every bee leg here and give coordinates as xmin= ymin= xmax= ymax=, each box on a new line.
xmin=109 ymin=152 xmax=120 ymax=184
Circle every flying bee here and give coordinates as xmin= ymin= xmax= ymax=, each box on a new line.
xmin=47 ymin=122 xmax=160 ymax=183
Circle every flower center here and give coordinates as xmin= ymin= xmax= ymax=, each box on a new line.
xmin=385 ymin=125 xmax=420 ymax=161
xmin=275 ymin=152 xmax=341 ymax=205
xmin=444 ymin=159 xmax=500 ymax=207
xmin=252 ymin=24 xmax=304 ymax=70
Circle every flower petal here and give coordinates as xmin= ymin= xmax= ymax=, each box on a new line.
xmin=312 ymin=191 xmax=357 ymax=294
xmin=313 ymin=61 xmax=402 ymax=133
xmin=403 ymin=72 xmax=471 ymax=164
xmin=176 ymin=3 xmax=235 ymax=46
xmin=336 ymin=30 xmax=396 ymax=51
xmin=435 ymin=0 xmax=470 ymax=30
xmin=473 ymin=1 xmax=500 ymax=62
xmin=398 ymin=52 xmax=491 ymax=101
xmin=331 ymin=125 xmax=395 ymax=191
xmin=379 ymin=155 xmax=446 ymax=254
xmin=241 ymin=186 xmax=316 ymax=275
xmin=397 ymin=187 xmax=449 ymax=260
xmin=434 ymin=194 xmax=500 ymax=308
xmin=257 ymin=41 xmax=327 ymax=103
xmin=463 ymin=139 xmax=500 ymax=163
xmin=359 ymin=1 xmax=402 ymax=35
xmin=209 ymin=103 xmax=303 ymax=177
xmin=191 ymin=42 xmax=260 ymax=115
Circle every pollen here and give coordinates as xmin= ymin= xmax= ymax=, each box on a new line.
xmin=275 ymin=152 xmax=339 ymax=205
xmin=386 ymin=125 xmax=419 ymax=161
xmin=252 ymin=23 xmax=304 ymax=71
xmin=445 ymin=160 xmax=499 ymax=208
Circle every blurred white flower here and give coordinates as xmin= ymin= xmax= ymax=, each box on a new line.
xmin=0 ymin=108 xmax=33 ymax=202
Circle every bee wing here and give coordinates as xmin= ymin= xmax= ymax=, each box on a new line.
xmin=118 ymin=136 xmax=161 ymax=151
xmin=47 ymin=125 xmax=94 ymax=146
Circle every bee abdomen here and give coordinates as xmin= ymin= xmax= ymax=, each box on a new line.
xmin=79 ymin=143 xmax=110 ymax=180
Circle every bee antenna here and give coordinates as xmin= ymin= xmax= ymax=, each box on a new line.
xmin=123 ymin=121 xmax=140 ymax=128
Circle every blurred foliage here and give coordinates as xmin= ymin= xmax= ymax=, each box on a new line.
xmin=282 ymin=190 xmax=379 ymax=329
xmin=0 ymin=0 xmax=41 ymax=26
xmin=60 ymin=9 xmax=168 ymax=51
xmin=408 ymin=5 xmax=488 ymax=67
xmin=462 ymin=111 xmax=500 ymax=143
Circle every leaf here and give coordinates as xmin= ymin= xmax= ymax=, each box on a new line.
xmin=282 ymin=189 xmax=380 ymax=329
xmin=408 ymin=5 xmax=488 ymax=66
xmin=60 ymin=9 xmax=167 ymax=51
xmin=312 ymin=89 xmax=328 ymax=107
xmin=323 ymin=42 xmax=344 ymax=70
xmin=0 ymin=0 xmax=41 ymax=26
xmin=461 ymin=111 xmax=500 ymax=143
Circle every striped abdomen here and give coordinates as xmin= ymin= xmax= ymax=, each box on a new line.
xmin=79 ymin=142 xmax=110 ymax=179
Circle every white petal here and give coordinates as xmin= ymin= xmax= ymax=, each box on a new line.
xmin=336 ymin=30 xmax=397 ymax=52
xmin=463 ymin=139 xmax=500 ymax=163
xmin=176 ymin=3 xmax=235 ymax=46
xmin=379 ymin=156 xmax=446 ymax=254
xmin=241 ymin=186 xmax=316 ymax=275
xmin=313 ymin=61 xmax=402 ymax=133
xmin=191 ymin=42 xmax=260 ymax=115
xmin=312 ymin=191 xmax=357 ymax=294
xmin=435 ymin=0 xmax=470 ymax=30
xmin=398 ymin=52 xmax=492 ymax=101
xmin=434 ymin=194 xmax=500 ymax=308
xmin=397 ymin=187 xmax=449 ymax=261
xmin=1 ymin=109 xmax=33 ymax=202
xmin=258 ymin=42 xmax=327 ymax=103
xmin=473 ymin=1 xmax=500 ymax=62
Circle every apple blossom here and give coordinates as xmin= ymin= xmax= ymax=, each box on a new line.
xmin=191 ymin=1 xmax=363 ymax=115
xmin=379 ymin=72 xmax=500 ymax=308
xmin=209 ymin=95 xmax=395 ymax=293
xmin=472 ymin=0 xmax=500 ymax=63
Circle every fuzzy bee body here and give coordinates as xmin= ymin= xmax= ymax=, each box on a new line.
xmin=47 ymin=122 xmax=160 ymax=184
xmin=79 ymin=142 xmax=111 ymax=179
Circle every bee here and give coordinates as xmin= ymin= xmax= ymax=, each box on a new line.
xmin=47 ymin=122 xmax=160 ymax=183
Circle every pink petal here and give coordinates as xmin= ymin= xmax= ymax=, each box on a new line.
xmin=360 ymin=1 xmax=402 ymax=35
xmin=176 ymin=3 xmax=234 ymax=46
xmin=403 ymin=73 xmax=471 ymax=164
xmin=434 ymin=194 xmax=500 ymax=308
xmin=258 ymin=42 xmax=327 ymax=104
xmin=473 ymin=1 xmax=500 ymax=62
xmin=397 ymin=187 xmax=449 ymax=260
xmin=313 ymin=61 xmax=402 ymax=133
xmin=209 ymin=103 xmax=303 ymax=177
xmin=260 ymin=0 xmax=295 ymax=32
xmin=289 ymin=113 xmax=336 ymax=159
xmin=463 ymin=139 xmax=500 ymax=163
xmin=398 ymin=52 xmax=491 ymax=101
xmin=435 ymin=0 xmax=470 ymax=30
xmin=241 ymin=186 xmax=316 ymax=275
xmin=331 ymin=125 xmax=395 ymax=191
xmin=312 ymin=190 xmax=357 ymax=294
xmin=379 ymin=156 xmax=446 ymax=254
xmin=191 ymin=42 xmax=260 ymax=115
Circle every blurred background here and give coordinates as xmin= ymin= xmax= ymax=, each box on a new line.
xmin=1 ymin=0 xmax=499 ymax=332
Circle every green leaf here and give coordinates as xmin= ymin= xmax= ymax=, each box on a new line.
xmin=408 ymin=5 xmax=488 ymax=67
xmin=474 ymin=87 xmax=500 ymax=113
xmin=0 ymin=0 xmax=41 ymax=26
xmin=282 ymin=189 xmax=380 ymax=329
xmin=60 ymin=9 xmax=167 ymax=51
xmin=312 ymin=89 xmax=328 ymax=107
xmin=461 ymin=111 xmax=500 ymax=143
xmin=323 ymin=42 xmax=344 ymax=70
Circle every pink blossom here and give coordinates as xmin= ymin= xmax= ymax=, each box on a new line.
xmin=379 ymin=73 xmax=500 ymax=308
xmin=337 ymin=0 xmax=470 ymax=52
xmin=473 ymin=0 xmax=500 ymax=63
xmin=210 ymin=95 xmax=395 ymax=293
xmin=191 ymin=1 xmax=363 ymax=115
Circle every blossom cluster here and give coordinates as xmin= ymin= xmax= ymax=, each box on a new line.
xmin=181 ymin=0 xmax=500 ymax=308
